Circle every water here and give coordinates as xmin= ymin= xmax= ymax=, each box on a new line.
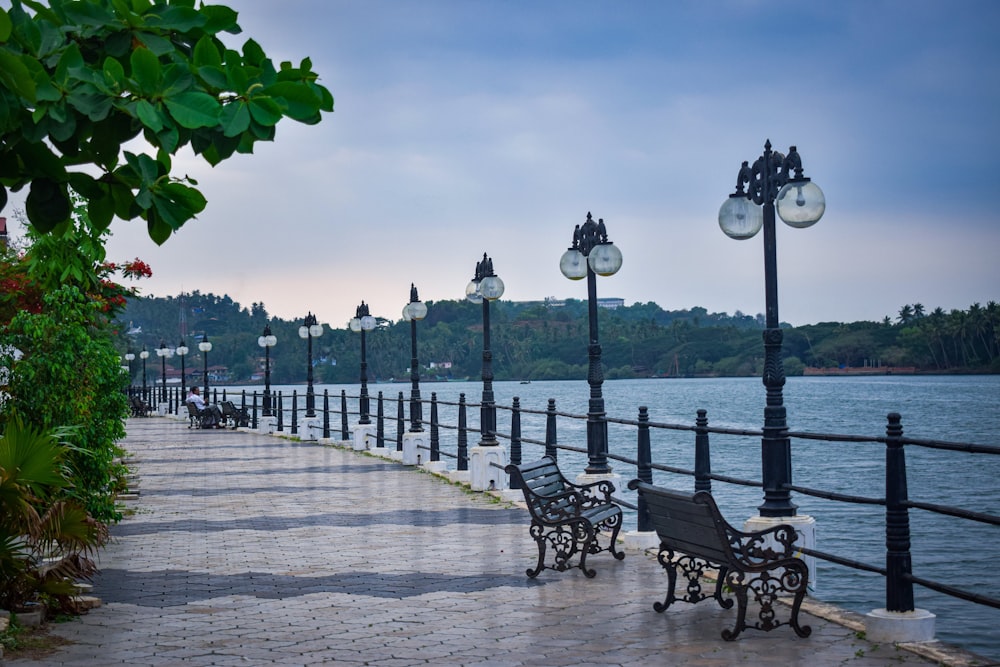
xmin=223 ymin=376 xmax=1000 ymax=660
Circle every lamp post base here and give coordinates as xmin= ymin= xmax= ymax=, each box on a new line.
xmin=258 ymin=415 xmax=278 ymax=435
xmin=743 ymin=514 xmax=817 ymax=590
xmin=352 ymin=423 xmax=375 ymax=451
xmin=469 ymin=445 xmax=507 ymax=492
xmin=297 ymin=415 xmax=322 ymax=441
xmin=865 ymin=608 xmax=936 ymax=644
xmin=402 ymin=431 xmax=425 ymax=465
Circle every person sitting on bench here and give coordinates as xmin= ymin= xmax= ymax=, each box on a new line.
xmin=186 ymin=387 xmax=223 ymax=428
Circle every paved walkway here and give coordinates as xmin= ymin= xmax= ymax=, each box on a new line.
xmin=7 ymin=417 xmax=983 ymax=666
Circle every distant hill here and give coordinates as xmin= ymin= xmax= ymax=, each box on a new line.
xmin=116 ymin=295 xmax=1000 ymax=385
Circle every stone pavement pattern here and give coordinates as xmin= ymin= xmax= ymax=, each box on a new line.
xmin=6 ymin=418 xmax=963 ymax=666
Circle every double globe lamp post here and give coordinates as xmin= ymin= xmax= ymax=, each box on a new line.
xmin=402 ymin=284 xmax=428 ymax=433
xmin=198 ymin=335 xmax=212 ymax=396
xmin=176 ymin=339 xmax=189 ymax=398
xmin=257 ymin=325 xmax=277 ymax=417
xmin=349 ymin=303 xmax=377 ymax=425
xmin=298 ymin=313 xmax=323 ymax=418
xmin=465 ymin=254 xmax=506 ymax=490
xmin=559 ymin=212 xmax=623 ymax=477
xmin=718 ymin=140 xmax=825 ymax=519
xmin=156 ymin=340 xmax=173 ymax=405
xmin=139 ymin=347 xmax=149 ymax=403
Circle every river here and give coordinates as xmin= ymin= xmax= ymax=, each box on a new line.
xmin=223 ymin=375 xmax=1000 ymax=660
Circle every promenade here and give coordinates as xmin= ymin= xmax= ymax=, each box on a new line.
xmin=7 ymin=417 xmax=983 ymax=666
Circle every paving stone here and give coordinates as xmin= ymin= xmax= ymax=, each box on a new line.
xmin=3 ymin=417 xmax=987 ymax=666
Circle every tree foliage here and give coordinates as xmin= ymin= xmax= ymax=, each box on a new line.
xmin=118 ymin=295 xmax=1000 ymax=387
xmin=0 ymin=0 xmax=333 ymax=243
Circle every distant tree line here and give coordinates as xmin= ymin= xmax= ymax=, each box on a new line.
xmin=116 ymin=294 xmax=1000 ymax=386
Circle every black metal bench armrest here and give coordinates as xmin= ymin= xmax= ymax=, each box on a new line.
xmin=727 ymin=523 xmax=800 ymax=565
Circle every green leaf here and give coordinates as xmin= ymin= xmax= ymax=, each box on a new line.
xmin=193 ymin=35 xmax=222 ymax=69
xmin=67 ymin=86 xmax=113 ymax=121
xmin=26 ymin=178 xmax=71 ymax=233
xmin=200 ymin=5 xmax=240 ymax=35
xmin=242 ymin=38 xmax=265 ymax=67
xmin=163 ymin=90 xmax=220 ymax=129
xmin=219 ymin=100 xmax=250 ymax=137
xmin=87 ymin=187 xmax=115 ymax=231
xmin=0 ymin=9 xmax=12 ymax=42
xmin=144 ymin=5 xmax=205 ymax=32
xmin=102 ymin=56 xmax=126 ymax=91
xmin=63 ymin=1 xmax=118 ymax=28
xmin=130 ymin=47 xmax=162 ymax=95
xmin=133 ymin=31 xmax=173 ymax=57
xmin=0 ymin=49 xmax=37 ymax=101
xmin=263 ymin=81 xmax=320 ymax=121
xmin=135 ymin=99 xmax=163 ymax=132
xmin=197 ymin=65 xmax=228 ymax=90
xmin=247 ymin=95 xmax=282 ymax=127
xmin=146 ymin=209 xmax=173 ymax=245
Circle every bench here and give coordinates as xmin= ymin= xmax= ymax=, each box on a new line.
xmin=185 ymin=402 xmax=212 ymax=429
xmin=130 ymin=395 xmax=151 ymax=417
xmin=220 ymin=400 xmax=249 ymax=429
xmin=505 ymin=456 xmax=624 ymax=578
xmin=628 ymin=479 xmax=810 ymax=640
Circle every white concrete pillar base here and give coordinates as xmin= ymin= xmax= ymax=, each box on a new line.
xmin=744 ymin=514 xmax=817 ymax=591
xmin=865 ymin=608 xmax=936 ymax=644
xmin=623 ymin=530 xmax=660 ymax=551
xmin=352 ymin=423 xmax=375 ymax=451
xmin=297 ymin=416 xmax=322 ymax=441
xmin=470 ymin=445 xmax=508 ymax=491
xmin=258 ymin=416 xmax=278 ymax=435
xmin=402 ymin=431 xmax=426 ymax=465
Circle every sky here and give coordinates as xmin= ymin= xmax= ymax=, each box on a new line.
xmin=10 ymin=0 xmax=1000 ymax=329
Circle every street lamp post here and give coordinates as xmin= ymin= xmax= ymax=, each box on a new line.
xmin=198 ymin=335 xmax=212 ymax=396
xmin=718 ymin=140 xmax=825 ymax=518
xmin=466 ymin=253 xmax=505 ymax=447
xmin=465 ymin=254 xmax=507 ymax=490
xmin=403 ymin=284 xmax=428 ymax=432
xmin=559 ymin=212 xmax=623 ymax=476
xmin=349 ymin=303 xmax=377 ymax=425
xmin=176 ymin=339 xmax=189 ymax=398
xmin=298 ymin=312 xmax=323 ymax=418
xmin=156 ymin=340 xmax=173 ymax=404
xmin=139 ymin=347 xmax=149 ymax=403
xmin=124 ymin=350 xmax=135 ymax=388
xmin=257 ymin=324 xmax=277 ymax=416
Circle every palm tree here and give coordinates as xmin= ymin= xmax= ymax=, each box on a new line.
xmin=897 ymin=304 xmax=914 ymax=326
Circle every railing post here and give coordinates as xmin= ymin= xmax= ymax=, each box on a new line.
xmin=636 ymin=406 xmax=652 ymax=532
xmin=545 ymin=398 xmax=558 ymax=460
xmin=323 ymin=389 xmax=331 ymax=439
xmin=885 ymin=412 xmax=914 ymax=613
xmin=430 ymin=392 xmax=440 ymax=462
xmin=376 ymin=391 xmax=385 ymax=448
xmin=291 ymin=391 xmax=298 ymax=435
xmin=251 ymin=392 xmax=258 ymax=430
xmin=220 ymin=388 xmax=225 ymax=403
xmin=695 ymin=408 xmax=712 ymax=493
xmin=509 ymin=397 xmax=522 ymax=489
xmin=276 ymin=392 xmax=284 ymax=432
xmin=396 ymin=391 xmax=405 ymax=452
xmin=457 ymin=393 xmax=468 ymax=471
xmin=340 ymin=389 xmax=349 ymax=441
